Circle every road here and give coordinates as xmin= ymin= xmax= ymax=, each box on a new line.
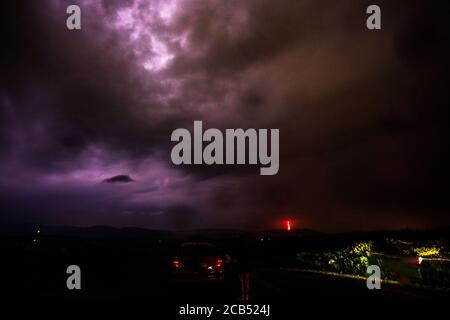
xmin=163 ymin=267 xmax=450 ymax=302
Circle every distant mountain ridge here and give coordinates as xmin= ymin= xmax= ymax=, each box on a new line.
xmin=2 ymin=224 xmax=173 ymax=238
xmin=2 ymin=223 xmax=449 ymax=239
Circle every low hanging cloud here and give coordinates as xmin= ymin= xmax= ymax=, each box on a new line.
xmin=104 ymin=175 xmax=135 ymax=184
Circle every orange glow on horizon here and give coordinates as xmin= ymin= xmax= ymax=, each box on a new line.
xmin=286 ymin=220 xmax=292 ymax=231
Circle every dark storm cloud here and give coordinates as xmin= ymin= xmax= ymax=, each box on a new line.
xmin=1 ymin=0 xmax=449 ymax=231
xmin=104 ymin=175 xmax=135 ymax=183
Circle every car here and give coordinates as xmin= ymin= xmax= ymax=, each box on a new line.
xmin=172 ymin=242 xmax=224 ymax=280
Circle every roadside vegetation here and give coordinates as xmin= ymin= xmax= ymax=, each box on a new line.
xmin=294 ymin=238 xmax=450 ymax=288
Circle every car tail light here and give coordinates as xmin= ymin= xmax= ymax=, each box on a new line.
xmin=216 ymin=259 xmax=223 ymax=268
xmin=173 ymin=260 xmax=180 ymax=268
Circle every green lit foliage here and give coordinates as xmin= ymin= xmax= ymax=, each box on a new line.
xmin=414 ymin=246 xmax=441 ymax=257
xmin=296 ymin=242 xmax=373 ymax=276
xmin=386 ymin=239 xmax=446 ymax=258
xmin=295 ymin=239 xmax=450 ymax=286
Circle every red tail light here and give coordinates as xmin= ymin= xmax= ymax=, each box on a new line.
xmin=173 ymin=260 xmax=180 ymax=268
xmin=216 ymin=259 xmax=223 ymax=267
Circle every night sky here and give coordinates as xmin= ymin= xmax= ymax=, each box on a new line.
xmin=1 ymin=0 xmax=449 ymax=231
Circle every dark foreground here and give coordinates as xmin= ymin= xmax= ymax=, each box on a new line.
xmin=2 ymin=227 xmax=449 ymax=317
